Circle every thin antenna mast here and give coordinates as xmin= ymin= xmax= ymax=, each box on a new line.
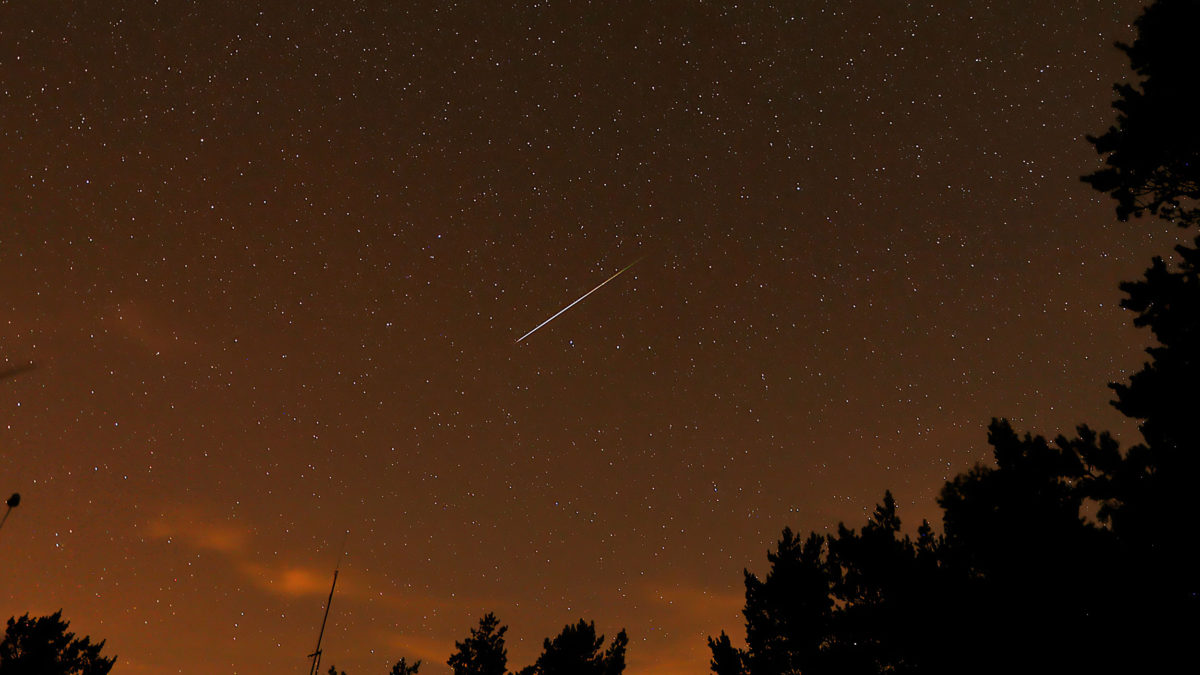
xmin=307 ymin=533 xmax=348 ymax=675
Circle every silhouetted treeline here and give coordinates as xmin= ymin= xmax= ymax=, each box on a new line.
xmin=709 ymin=1 xmax=1200 ymax=673
xmin=328 ymin=612 xmax=626 ymax=675
xmin=445 ymin=613 xmax=627 ymax=675
xmin=0 ymin=610 xmax=114 ymax=675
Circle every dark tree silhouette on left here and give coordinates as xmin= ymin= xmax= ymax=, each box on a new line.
xmin=0 ymin=611 xmax=115 ymax=675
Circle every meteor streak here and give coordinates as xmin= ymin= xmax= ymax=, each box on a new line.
xmin=516 ymin=259 xmax=640 ymax=343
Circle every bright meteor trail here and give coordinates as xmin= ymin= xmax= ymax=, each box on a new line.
xmin=516 ymin=259 xmax=640 ymax=343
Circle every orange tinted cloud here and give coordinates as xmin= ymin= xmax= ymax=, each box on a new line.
xmin=239 ymin=561 xmax=341 ymax=598
xmin=146 ymin=510 xmax=348 ymax=599
xmin=146 ymin=511 xmax=250 ymax=554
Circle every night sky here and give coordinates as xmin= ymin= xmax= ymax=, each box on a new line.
xmin=0 ymin=2 xmax=1186 ymax=674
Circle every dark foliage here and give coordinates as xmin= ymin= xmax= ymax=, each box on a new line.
xmin=390 ymin=656 xmax=421 ymax=675
xmin=1086 ymin=0 xmax=1200 ymax=647
xmin=711 ymin=5 xmax=1200 ymax=671
xmin=1110 ymin=240 xmax=1200 ymax=460
xmin=710 ymin=495 xmax=957 ymax=675
xmin=1092 ymin=238 xmax=1200 ymax=662
xmin=708 ymin=425 xmax=1164 ymax=674
xmin=740 ymin=529 xmax=831 ymax=675
xmin=0 ymin=611 xmax=115 ymax=675
xmin=706 ymin=633 xmax=744 ymax=675
xmin=1084 ymin=0 xmax=1200 ymax=227
xmin=517 ymin=620 xmax=626 ymax=675
xmin=447 ymin=613 xmax=509 ymax=675
xmin=937 ymin=424 xmax=1127 ymax=673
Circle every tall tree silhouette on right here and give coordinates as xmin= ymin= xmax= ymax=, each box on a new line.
xmin=1083 ymin=0 xmax=1200 ymax=228
xmin=709 ymin=1 xmax=1199 ymax=672
xmin=1083 ymin=0 xmax=1200 ymax=660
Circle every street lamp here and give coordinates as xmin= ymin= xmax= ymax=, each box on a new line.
xmin=0 ymin=493 xmax=20 ymax=536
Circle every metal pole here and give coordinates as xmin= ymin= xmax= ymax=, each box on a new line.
xmin=307 ymin=568 xmax=338 ymax=675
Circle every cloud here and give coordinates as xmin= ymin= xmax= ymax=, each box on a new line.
xmin=142 ymin=509 xmax=444 ymax=609
xmin=145 ymin=510 xmax=351 ymax=600
xmin=239 ymin=561 xmax=340 ymax=598
xmin=145 ymin=511 xmax=250 ymax=554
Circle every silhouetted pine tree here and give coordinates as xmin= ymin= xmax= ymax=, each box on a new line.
xmin=447 ymin=613 xmax=509 ymax=675
xmin=517 ymin=620 xmax=627 ymax=675
xmin=742 ymin=528 xmax=832 ymax=675
xmin=823 ymin=492 xmax=947 ymax=674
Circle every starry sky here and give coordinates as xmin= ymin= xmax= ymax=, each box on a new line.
xmin=0 ymin=1 xmax=1186 ymax=674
